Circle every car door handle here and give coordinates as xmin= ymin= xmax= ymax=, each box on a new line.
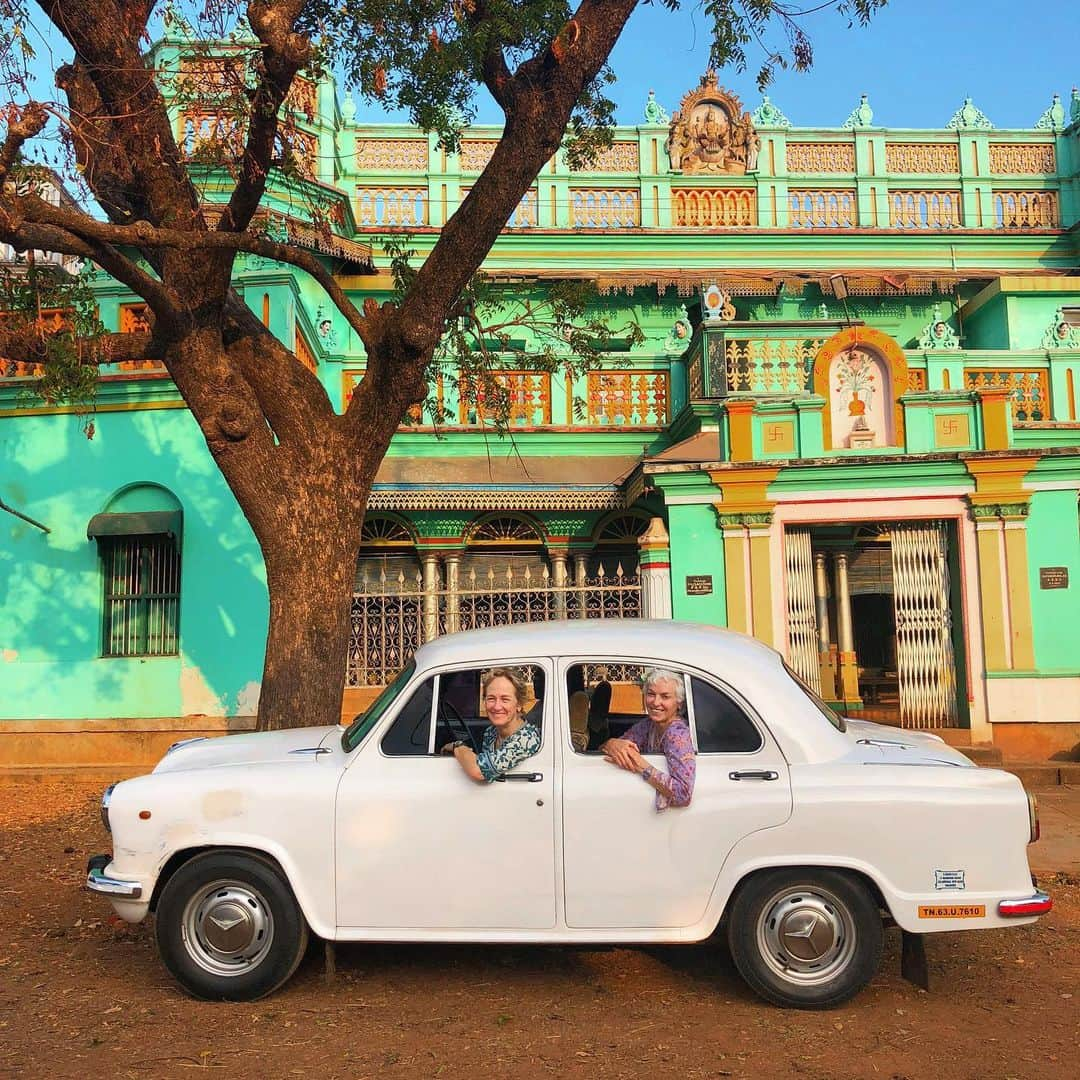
xmin=728 ymin=770 xmax=779 ymax=781
xmin=496 ymin=772 xmax=544 ymax=783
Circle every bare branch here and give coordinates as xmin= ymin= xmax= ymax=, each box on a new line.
xmin=0 ymin=102 xmax=48 ymax=183
xmin=0 ymin=328 xmax=157 ymax=367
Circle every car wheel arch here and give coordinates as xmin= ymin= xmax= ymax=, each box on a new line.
xmin=150 ymin=846 xmax=292 ymax=914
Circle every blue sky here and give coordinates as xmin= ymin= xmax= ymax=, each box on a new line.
xmin=351 ymin=0 xmax=1078 ymax=131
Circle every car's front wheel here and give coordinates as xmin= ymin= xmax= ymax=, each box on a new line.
xmin=727 ymin=868 xmax=883 ymax=1009
xmin=155 ymin=850 xmax=309 ymax=1001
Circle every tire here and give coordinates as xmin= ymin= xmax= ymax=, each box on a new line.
xmin=154 ymin=850 xmax=309 ymax=1001
xmin=726 ymin=868 xmax=883 ymax=1009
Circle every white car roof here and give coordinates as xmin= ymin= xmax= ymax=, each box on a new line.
xmin=411 ymin=621 xmax=846 ymax=764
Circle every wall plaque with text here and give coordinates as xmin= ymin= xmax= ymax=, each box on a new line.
xmin=1039 ymin=567 xmax=1069 ymax=590
xmin=686 ymin=575 xmax=713 ymax=596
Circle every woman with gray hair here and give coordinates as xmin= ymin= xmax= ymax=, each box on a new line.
xmin=601 ymin=668 xmax=696 ymax=810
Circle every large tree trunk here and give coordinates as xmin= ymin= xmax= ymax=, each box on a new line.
xmin=258 ymin=508 xmax=362 ymax=731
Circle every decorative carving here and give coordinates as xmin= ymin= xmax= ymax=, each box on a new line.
xmin=643 ymin=90 xmax=669 ymax=125
xmin=1072 ymin=88 xmax=1080 ymax=127
xmin=785 ymin=142 xmax=856 ymax=173
xmin=907 ymin=369 xmax=928 ymax=392
xmin=992 ymin=190 xmax=1058 ymax=229
xmin=969 ymin=501 xmax=1030 ymax=520
xmin=459 ymin=139 xmax=499 ymax=172
xmin=789 ymin=190 xmax=857 ymax=228
xmin=947 ymin=97 xmax=993 ymax=130
xmin=671 ymin=188 xmax=755 ymax=227
xmin=964 ymin=369 xmax=1049 ymax=423
xmin=569 ymin=188 xmax=639 ymax=227
xmin=989 ymin=144 xmax=1056 ymax=174
xmin=316 ymin=307 xmax=337 ymax=349
xmin=885 ymin=143 xmax=960 ymax=174
xmin=701 ymin=284 xmax=736 ymax=323
xmin=1042 ymin=308 xmax=1080 ymax=350
xmin=663 ymin=305 xmax=693 ymax=353
xmin=1034 ymin=94 xmax=1066 ymax=131
xmin=665 ymin=71 xmax=759 ymax=175
xmin=586 ymin=371 xmax=669 ymax=425
xmin=356 ymin=187 xmax=428 ymax=226
xmin=355 ymin=139 xmax=429 ymax=171
xmin=574 ymin=142 xmax=639 ymax=172
xmin=724 ymin=337 xmax=823 ymax=394
xmin=341 ymin=91 xmax=357 ymax=123
xmin=917 ymin=305 xmax=960 ymax=350
xmin=751 ymin=96 xmax=791 ymax=128
xmin=286 ymin=77 xmax=318 ymax=122
xmin=889 ymin=191 xmax=962 ymax=230
xmin=369 ymin=490 xmax=628 ymax=512
xmin=842 ymin=94 xmax=874 ymax=129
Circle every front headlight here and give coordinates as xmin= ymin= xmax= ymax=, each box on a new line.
xmin=100 ymin=783 xmax=116 ymax=833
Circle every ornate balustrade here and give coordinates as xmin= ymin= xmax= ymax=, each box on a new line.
xmin=355 ymin=138 xmax=429 ymax=171
xmin=989 ymin=144 xmax=1056 ymax=175
xmin=885 ymin=143 xmax=959 ymax=174
xmin=789 ymin=190 xmax=857 ymax=228
xmin=992 ymin=190 xmax=1058 ymax=229
xmin=570 ymin=188 xmax=640 ymax=228
xmin=785 ymin=143 xmax=855 ymax=173
xmin=586 ymin=370 xmax=669 ymax=425
xmin=460 ymin=187 xmax=537 ymax=228
xmin=356 ymin=186 xmax=428 ymax=226
xmin=458 ymin=371 xmax=552 ymax=426
xmin=723 ymin=337 xmax=824 ymax=395
xmin=672 ymin=187 xmax=755 ymax=227
xmin=889 ymin=190 xmax=962 ymax=230
xmin=965 ymin=368 xmax=1050 ymax=423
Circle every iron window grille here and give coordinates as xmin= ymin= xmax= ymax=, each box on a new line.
xmin=101 ymin=534 xmax=181 ymax=657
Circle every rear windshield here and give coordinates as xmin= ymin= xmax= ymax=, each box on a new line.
xmin=783 ymin=661 xmax=846 ymax=733
xmin=341 ymin=661 xmax=416 ymax=752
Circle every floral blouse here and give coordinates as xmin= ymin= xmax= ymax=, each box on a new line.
xmin=621 ymin=718 xmax=696 ymax=811
xmin=475 ymin=721 xmax=541 ymax=782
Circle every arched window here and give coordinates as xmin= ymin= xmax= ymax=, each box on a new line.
xmin=589 ymin=510 xmax=651 ymax=578
xmin=87 ymin=484 xmax=182 ymax=657
xmin=461 ymin=514 xmax=551 ymax=625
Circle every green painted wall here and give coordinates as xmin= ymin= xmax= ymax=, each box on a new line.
xmin=0 ymin=409 xmax=268 ymax=719
xmin=665 ymin=503 xmax=728 ymax=626
xmin=1026 ymin=487 xmax=1080 ymax=672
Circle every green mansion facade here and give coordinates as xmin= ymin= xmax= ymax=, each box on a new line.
xmin=3 ymin=43 xmax=1080 ymax=763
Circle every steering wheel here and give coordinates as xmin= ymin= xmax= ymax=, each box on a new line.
xmin=439 ymin=699 xmax=479 ymax=753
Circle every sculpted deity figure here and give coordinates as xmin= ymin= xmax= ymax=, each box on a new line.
xmin=665 ymin=74 xmax=757 ymax=176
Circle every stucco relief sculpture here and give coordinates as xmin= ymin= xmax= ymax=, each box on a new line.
xmin=830 ymin=347 xmax=892 ymax=448
xmin=666 ymin=71 xmax=759 ymax=175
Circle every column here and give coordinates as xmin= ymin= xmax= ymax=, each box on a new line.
xmin=550 ymin=550 xmax=569 ymax=620
xmin=814 ymin=551 xmax=837 ymax=698
xmin=444 ymin=553 xmax=460 ymax=634
xmin=833 ymin=551 xmax=861 ymax=706
xmin=637 ymin=517 xmax=673 ymax=620
xmin=719 ymin=519 xmax=749 ymax=634
xmin=421 ymin=554 xmax=441 ymax=642
xmin=573 ymin=553 xmax=588 ymax=619
xmin=746 ymin=520 xmax=774 ymax=646
xmin=1003 ymin=513 xmax=1036 ymax=670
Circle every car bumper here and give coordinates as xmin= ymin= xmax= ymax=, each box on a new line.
xmin=86 ymin=854 xmax=142 ymax=899
xmin=998 ymin=889 xmax=1052 ymax=917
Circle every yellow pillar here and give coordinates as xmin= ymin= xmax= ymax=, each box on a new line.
xmin=725 ymin=399 xmax=756 ymax=462
xmin=1003 ymin=519 xmax=1036 ymax=670
xmin=747 ymin=525 xmax=774 ymax=646
xmin=720 ymin=520 xmax=750 ymax=634
xmin=965 ymin=455 xmax=1040 ymax=673
xmin=976 ymin=387 xmax=1012 ymax=451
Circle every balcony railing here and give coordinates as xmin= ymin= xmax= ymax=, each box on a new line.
xmin=889 ymin=191 xmax=962 ymax=230
xmin=789 ymin=190 xmax=857 ymax=228
xmin=992 ymin=191 xmax=1058 ymax=229
xmin=586 ymin=371 xmax=669 ymax=425
xmin=356 ymin=186 xmax=428 ymax=226
xmin=672 ymin=188 xmax=755 ymax=227
xmin=964 ymin=368 xmax=1050 ymax=423
xmin=570 ymin=188 xmax=640 ymax=228
xmin=723 ymin=337 xmax=825 ymax=395
xmin=459 ymin=371 xmax=551 ymax=426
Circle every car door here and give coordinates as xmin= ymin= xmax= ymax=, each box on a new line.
xmin=335 ymin=660 xmax=556 ymax=932
xmin=559 ymin=659 xmax=793 ymax=930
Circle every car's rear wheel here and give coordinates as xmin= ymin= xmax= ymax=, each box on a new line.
xmin=155 ymin=851 xmax=309 ymax=1001
xmin=727 ymin=868 xmax=883 ymax=1009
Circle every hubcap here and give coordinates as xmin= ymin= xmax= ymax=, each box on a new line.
xmin=756 ymin=885 xmax=857 ymax=987
xmin=181 ymin=880 xmax=275 ymax=977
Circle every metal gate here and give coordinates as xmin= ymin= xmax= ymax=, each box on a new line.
xmin=784 ymin=527 xmax=822 ymax=694
xmin=891 ymin=521 xmax=958 ymax=728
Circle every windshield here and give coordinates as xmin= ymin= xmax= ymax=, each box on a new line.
xmin=782 ymin=661 xmax=846 ymax=733
xmin=340 ymin=661 xmax=416 ymax=752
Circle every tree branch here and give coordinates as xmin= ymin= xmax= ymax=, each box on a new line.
xmin=0 ymin=328 xmax=158 ymax=367
xmin=0 ymin=102 xmax=49 ymax=183
xmin=218 ymin=1 xmax=311 ymax=233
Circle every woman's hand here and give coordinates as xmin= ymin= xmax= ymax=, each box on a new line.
xmin=602 ymin=738 xmax=646 ymax=774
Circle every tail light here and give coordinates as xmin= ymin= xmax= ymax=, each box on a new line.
xmin=1027 ymin=792 xmax=1040 ymax=843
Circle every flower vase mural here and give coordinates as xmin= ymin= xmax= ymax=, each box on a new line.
xmin=829 ymin=347 xmax=892 ymax=448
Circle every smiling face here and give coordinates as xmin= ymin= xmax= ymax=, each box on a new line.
xmin=644 ymin=677 xmax=681 ymax=728
xmin=484 ymin=675 xmax=521 ymax=730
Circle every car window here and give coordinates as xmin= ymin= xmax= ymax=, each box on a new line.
xmin=380 ymin=677 xmax=435 ymax=756
xmin=341 ymin=661 xmax=415 ymax=751
xmin=690 ymin=676 xmax=763 ymax=754
xmin=565 ymin=662 xmax=684 ymax=753
xmin=783 ymin=660 xmax=846 ymax=732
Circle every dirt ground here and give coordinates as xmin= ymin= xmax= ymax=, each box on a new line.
xmin=0 ymin=782 xmax=1077 ymax=1080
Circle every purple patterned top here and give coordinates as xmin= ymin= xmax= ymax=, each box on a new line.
xmin=621 ymin=718 xmax=696 ymax=811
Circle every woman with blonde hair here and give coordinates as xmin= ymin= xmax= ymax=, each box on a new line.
xmin=443 ymin=667 xmax=541 ymax=783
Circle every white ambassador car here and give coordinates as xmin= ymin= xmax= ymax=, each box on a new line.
xmin=88 ymin=622 xmax=1050 ymax=1008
